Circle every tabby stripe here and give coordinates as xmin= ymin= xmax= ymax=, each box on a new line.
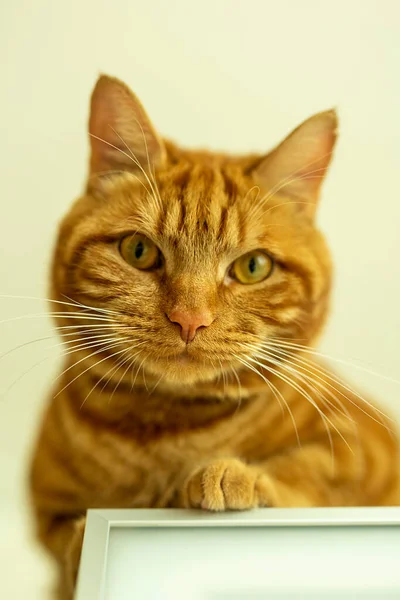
xmin=221 ymin=169 xmax=238 ymax=205
xmin=78 ymin=272 xmax=115 ymax=286
xmin=85 ymin=367 xmax=134 ymax=393
xmin=217 ymin=206 xmax=228 ymax=241
xmin=236 ymin=208 xmax=247 ymax=246
xmin=63 ymin=235 xmax=118 ymax=290
xmin=177 ymin=199 xmax=187 ymax=232
xmin=51 ymin=398 xmax=109 ymax=492
xmin=72 ymin=290 xmax=120 ymax=303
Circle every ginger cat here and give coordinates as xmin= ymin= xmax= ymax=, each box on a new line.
xmin=29 ymin=75 xmax=399 ymax=599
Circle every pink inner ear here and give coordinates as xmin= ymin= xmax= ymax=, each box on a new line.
xmin=88 ymin=75 xmax=165 ymax=175
xmin=294 ymin=128 xmax=336 ymax=190
xmin=254 ymin=110 xmax=338 ymax=208
xmin=90 ymin=93 xmax=118 ymax=145
xmin=89 ymin=81 xmax=135 ymax=172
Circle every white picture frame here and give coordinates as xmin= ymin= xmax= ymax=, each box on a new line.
xmin=75 ymin=507 xmax=400 ymax=600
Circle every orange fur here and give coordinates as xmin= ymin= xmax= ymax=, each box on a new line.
xmin=29 ymin=75 xmax=400 ymax=599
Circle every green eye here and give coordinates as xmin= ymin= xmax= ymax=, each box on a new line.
xmin=231 ymin=251 xmax=274 ymax=284
xmin=120 ymin=234 xmax=161 ymax=270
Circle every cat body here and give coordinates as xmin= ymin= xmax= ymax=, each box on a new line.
xmin=29 ymin=76 xmax=399 ymax=598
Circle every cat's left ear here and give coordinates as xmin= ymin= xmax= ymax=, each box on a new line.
xmin=88 ymin=75 xmax=166 ymax=175
xmin=251 ymin=110 xmax=338 ymax=216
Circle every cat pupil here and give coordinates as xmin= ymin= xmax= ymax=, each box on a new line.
xmin=135 ymin=241 xmax=144 ymax=259
xmin=249 ymin=257 xmax=256 ymax=274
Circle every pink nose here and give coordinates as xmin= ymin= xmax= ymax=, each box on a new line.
xmin=167 ymin=309 xmax=214 ymax=343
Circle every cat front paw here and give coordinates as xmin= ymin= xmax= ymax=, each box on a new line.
xmin=183 ymin=458 xmax=273 ymax=511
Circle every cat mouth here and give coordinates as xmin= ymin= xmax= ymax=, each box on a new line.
xmin=173 ymin=350 xmax=196 ymax=364
xmin=167 ymin=349 xmax=230 ymax=368
xmin=160 ymin=347 xmax=208 ymax=366
xmin=144 ymin=347 xmax=234 ymax=383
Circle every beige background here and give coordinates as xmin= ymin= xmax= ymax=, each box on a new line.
xmin=0 ymin=0 xmax=399 ymax=598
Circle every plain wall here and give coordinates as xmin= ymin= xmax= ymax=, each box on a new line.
xmin=0 ymin=1 xmax=399 ymax=598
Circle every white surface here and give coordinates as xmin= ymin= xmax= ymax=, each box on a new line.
xmin=106 ymin=526 xmax=400 ymax=599
xmin=0 ymin=1 xmax=399 ymax=599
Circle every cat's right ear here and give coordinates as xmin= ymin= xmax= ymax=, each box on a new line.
xmin=251 ymin=110 xmax=338 ymax=217
xmin=88 ymin=75 xmax=166 ymax=175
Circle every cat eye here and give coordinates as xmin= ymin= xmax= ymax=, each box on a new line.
xmin=119 ymin=234 xmax=162 ymax=270
xmin=231 ymin=250 xmax=274 ymax=284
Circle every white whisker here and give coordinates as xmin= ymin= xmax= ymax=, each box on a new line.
xmin=80 ymin=346 xmax=135 ymax=409
xmin=0 ymin=312 xmax=116 ymax=327
xmin=89 ymin=132 xmax=155 ymax=199
xmin=111 ymin=128 xmax=163 ymax=214
xmin=107 ymin=350 xmax=139 ymax=405
xmin=53 ymin=340 xmax=144 ymax=399
xmin=254 ymin=342 xmax=395 ymax=434
xmin=240 ymin=352 xmax=350 ymax=467
xmin=265 ymin=338 xmax=400 ymax=387
xmin=0 ymin=294 xmax=121 ymax=316
xmin=0 ymin=335 xmax=131 ymax=400
xmin=131 ymin=351 xmax=145 ymax=390
xmin=230 ymin=365 xmax=242 ymax=413
xmin=233 ymin=354 xmax=301 ymax=448
xmin=253 ymin=345 xmax=357 ymax=425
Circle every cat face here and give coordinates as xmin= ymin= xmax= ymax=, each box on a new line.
xmin=52 ymin=76 xmax=336 ymax=386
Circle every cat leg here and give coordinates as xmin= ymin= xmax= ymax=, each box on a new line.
xmin=36 ymin=512 xmax=86 ymax=599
